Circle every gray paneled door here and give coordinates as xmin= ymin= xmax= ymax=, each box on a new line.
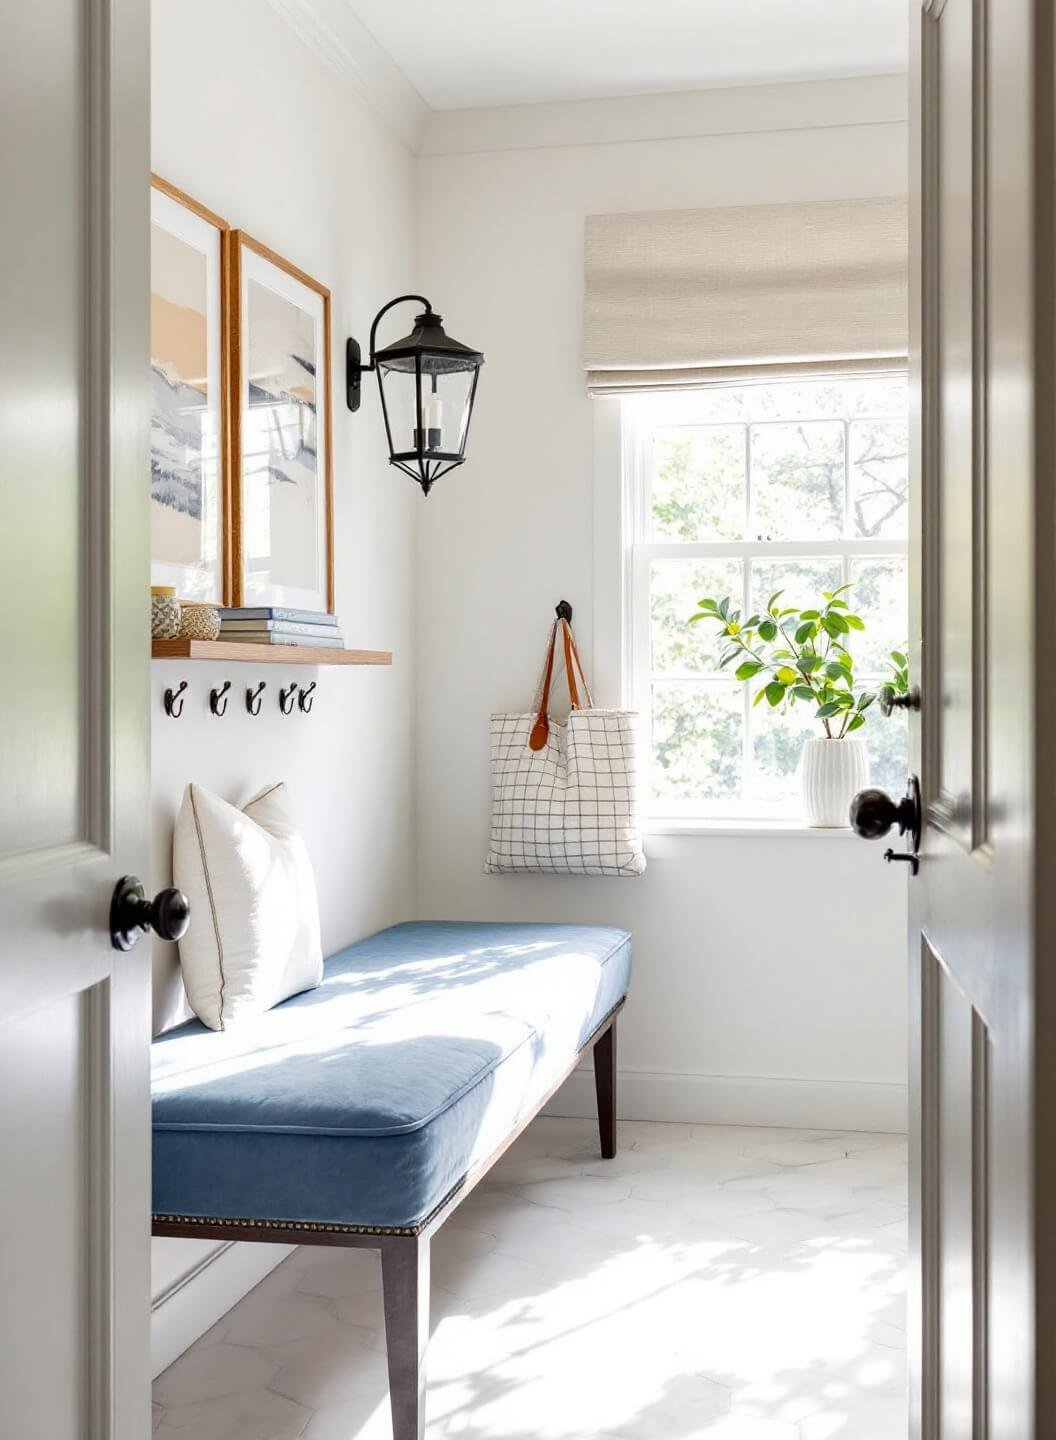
xmin=0 ymin=0 xmax=151 ymax=1436
xmin=908 ymin=0 xmax=1056 ymax=1434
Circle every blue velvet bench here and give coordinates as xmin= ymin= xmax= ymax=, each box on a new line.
xmin=152 ymin=920 xmax=631 ymax=1439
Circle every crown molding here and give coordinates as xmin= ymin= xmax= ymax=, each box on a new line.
xmin=263 ymin=0 xmax=429 ymax=151
xmin=421 ymin=73 xmax=908 ymax=157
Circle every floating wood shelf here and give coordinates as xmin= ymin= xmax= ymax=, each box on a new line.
xmin=152 ymin=640 xmax=392 ymax=666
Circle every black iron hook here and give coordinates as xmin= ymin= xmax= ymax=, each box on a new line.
xmin=555 ymin=600 xmax=573 ymax=624
xmin=279 ymin=682 xmax=299 ymax=715
xmin=298 ymin=681 xmax=317 ymax=714
xmin=209 ymin=681 xmax=231 ymax=717
xmin=246 ymin=681 xmax=266 ymax=716
xmin=163 ymin=680 xmax=188 ymax=718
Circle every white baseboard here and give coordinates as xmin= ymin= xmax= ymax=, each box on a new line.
xmin=151 ymin=1240 xmax=294 ymax=1377
xmin=544 ymin=1066 xmax=907 ymax=1133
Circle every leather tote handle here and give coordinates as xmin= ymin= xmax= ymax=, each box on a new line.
xmin=562 ymin=619 xmax=594 ymax=710
xmin=529 ymin=618 xmax=594 ymax=751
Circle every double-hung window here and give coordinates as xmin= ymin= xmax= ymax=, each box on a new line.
xmin=623 ymin=372 xmax=910 ymax=823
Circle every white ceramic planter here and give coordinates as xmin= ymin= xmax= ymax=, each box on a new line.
xmin=800 ymin=737 xmax=869 ymax=828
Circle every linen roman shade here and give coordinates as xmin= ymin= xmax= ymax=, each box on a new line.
xmin=584 ymin=196 xmax=908 ymax=394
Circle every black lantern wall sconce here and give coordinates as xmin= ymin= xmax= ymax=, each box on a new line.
xmin=346 ymin=295 xmax=484 ymax=496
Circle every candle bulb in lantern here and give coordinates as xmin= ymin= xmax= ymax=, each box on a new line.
xmin=422 ymin=384 xmax=443 ymax=450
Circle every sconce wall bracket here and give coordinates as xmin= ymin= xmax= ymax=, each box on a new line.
xmin=346 ymin=337 xmax=364 ymax=413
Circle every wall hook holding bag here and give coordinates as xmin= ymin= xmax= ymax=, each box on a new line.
xmin=486 ymin=607 xmax=645 ymax=877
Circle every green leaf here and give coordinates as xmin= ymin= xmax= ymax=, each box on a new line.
xmin=718 ymin=596 xmax=731 ymax=619
xmin=753 ymin=686 xmax=770 ymax=707
xmin=797 ymin=655 xmax=823 ymax=674
xmin=765 ymin=681 xmax=786 ymax=707
xmin=792 ymin=685 xmax=815 ymax=701
xmin=857 ymin=692 xmax=875 ymax=711
xmin=799 ymin=609 xmax=820 ymax=620
xmin=825 ymin=661 xmax=849 ymax=681
xmin=844 ymin=614 xmax=866 ymax=631
xmin=890 ymin=650 xmax=908 ymax=668
xmin=822 ymin=614 xmax=850 ymax=637
xmin=846 ymin=712 xmax=866 ymax=733
xmin=776 ymin=666 xmax=798 ymax=685
xmin=718 ymin=649 xmax=738 ymax=668
xmin=767 ymin=590 xmax=784 ymax=615
xmin=757 ymin=619 xmax=778 ymax=642
xmin=688 ymin=612 xmax=708 ymax=624
xmin=795 ymin=621 xmax=817 ymax=644
xmin=815 ymin=701 xmax=842 ymax=719
xmin=827 ymin=599 xmax=849 ymax=609
xmin=735 ymin=660 xmax=764 ymax=681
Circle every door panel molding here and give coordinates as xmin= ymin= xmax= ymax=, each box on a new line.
xmin=968 ymin=0 xmax=991 ymax=858
xmin=0 ymin=839 xmax=107 ymax=884
xmin=918 ymin=935 xmax=943 ymax=1440
xmin=920 ymin=934 xmax=992 ymax=1438
xmin=918 ymin=0 xmax=943 ymax=831
xmin=920 ymin=0 xmax=992 ymax=858
xmin=85 ymin=975 xmax=114 ymax=1438
xmin=971 ymin=1008 xmax=990 ymax=1438
xmin=83 ymin=0 xmax=117 ymax=861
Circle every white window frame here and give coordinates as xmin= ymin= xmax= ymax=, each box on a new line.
xmin=617 ymin=377 xmax=910 ymax=829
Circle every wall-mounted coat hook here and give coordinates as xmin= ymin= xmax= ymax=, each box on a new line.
xmin=279 ymin=682 xmax=299 ymax=715
xmin=246 ymin=681 xmax=266 ymax=716
xmin=298 ymin=681 xmax=317 ymax=714
xmin=555 ymin=600 xmax=573 ymax=624
xmin=210 ymin=681 xmax=231 ymax=717
xmin=163 ymin=680 xmax=188 ymax=718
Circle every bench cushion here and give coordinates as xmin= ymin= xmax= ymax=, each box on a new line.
xmin=152 ymin=921 xmax=631 ymax=1230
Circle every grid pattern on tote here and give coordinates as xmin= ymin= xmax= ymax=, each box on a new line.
xmin=485 ymin=709 xmax=646 ymax=877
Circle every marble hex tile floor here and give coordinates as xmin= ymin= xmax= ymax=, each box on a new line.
xmin=153 ymin=1118 xmax=908 ymax=1440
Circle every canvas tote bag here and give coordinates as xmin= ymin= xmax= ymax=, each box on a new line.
xmin=485 ymin=617 xmax=646 ymax=876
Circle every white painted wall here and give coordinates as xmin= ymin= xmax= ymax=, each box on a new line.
xmin=415 ymin=94 xmax=911 ymax=1133
xmin=149 ymin=0 xmax=418 ymax=1368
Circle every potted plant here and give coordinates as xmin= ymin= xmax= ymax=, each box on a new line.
xmin=689 ymin=585 xmax=907 ymax=827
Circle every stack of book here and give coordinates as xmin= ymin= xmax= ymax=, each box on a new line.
xmin=217 ymin=607 xmax=345 ymax=649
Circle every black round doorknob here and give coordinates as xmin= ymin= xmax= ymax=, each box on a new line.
xmin=879 ymin=684 xmax=921 ymax=717
xmin=849 ymin=775 xmax=922 ymax=852
xmin=849 ymin=787 xmax=901 ymax=839
xmin=110 ymin=876 xmax=190 ymax=952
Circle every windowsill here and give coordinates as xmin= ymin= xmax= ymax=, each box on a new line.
xmin=644 ymin=818 xmax=858 ymax=840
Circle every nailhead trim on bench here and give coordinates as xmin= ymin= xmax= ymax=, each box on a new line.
xmin=151 ymin=1212 xmax=425 ymax=1238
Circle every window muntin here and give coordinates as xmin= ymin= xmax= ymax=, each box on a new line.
xmin=626 ymin=375 xmax=909 ymax=821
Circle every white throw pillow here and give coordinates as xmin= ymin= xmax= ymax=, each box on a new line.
xmin=173 ymin=782 xmax=323 ymax=1030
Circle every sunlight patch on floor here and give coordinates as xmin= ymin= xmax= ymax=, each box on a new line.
xmin=153 ymin=1117 xmax=907 ymax=1439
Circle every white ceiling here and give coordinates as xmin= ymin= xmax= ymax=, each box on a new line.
xmin=342 ymin=0 xmax=907 ymax=112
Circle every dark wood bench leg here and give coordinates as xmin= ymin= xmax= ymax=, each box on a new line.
xmin=381 ymin=1235 xmax=430 ymax=1440
xmin=594 ymin=1018 xmax=618 ymax=1159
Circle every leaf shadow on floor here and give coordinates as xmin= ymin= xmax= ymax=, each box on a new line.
xmin=153 ymin=1117 xmax=907 ymax=1440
